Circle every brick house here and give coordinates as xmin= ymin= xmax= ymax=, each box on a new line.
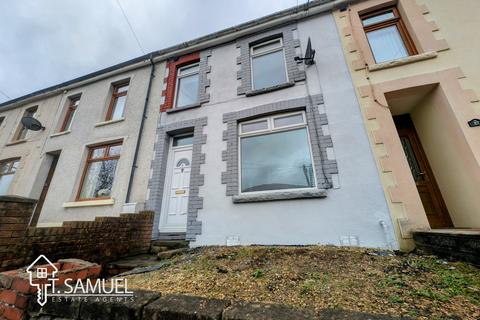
xmin=0 ymin=0 xmax=399 ymax=249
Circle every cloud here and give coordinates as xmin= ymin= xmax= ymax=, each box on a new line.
xmin=0 ymin=0 xmax=306 ymax=103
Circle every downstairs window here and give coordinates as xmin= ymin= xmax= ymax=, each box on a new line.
xmin=239 ymin=112 xmax=316 ymax=193
xmin=77 ymin=142 xmax=122 ymax=200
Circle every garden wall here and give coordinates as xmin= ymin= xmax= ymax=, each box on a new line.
xmin=0 ymin=196 xmax=154 ymax=272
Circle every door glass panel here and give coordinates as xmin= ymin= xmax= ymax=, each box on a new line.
xmin=400 ymin=136 xmax=424 ymax=182
xmin=173 ymin=135 xmax=193 ymax=147
xmin=176 ymin=158 xmax=190 ymax=167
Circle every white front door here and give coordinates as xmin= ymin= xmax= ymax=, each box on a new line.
xmin=159 ymin=142 xmax=193 ymax=232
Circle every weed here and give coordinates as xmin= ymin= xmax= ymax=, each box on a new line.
xmin=388 ymin=294 xmax=404 ymax=304
xmin=412 ymin=289 xmax=449 ymax=302
xmin=253 ymin=269 xmax=265 ymax=279
xmin=300 ymin=279 xmax=316 ymax=295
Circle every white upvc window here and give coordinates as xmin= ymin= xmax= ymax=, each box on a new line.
xmin=174 ymin=63 xmax=200 ymax=108
xmin=238 ymin=111 xmax=316 ymax=193
xmin=250 ymin=38 xmax=288 ymax=90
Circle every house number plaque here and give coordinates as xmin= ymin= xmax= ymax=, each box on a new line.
xmin=468 ymin=119 xmax=480 ymax=127
xmin=175 ymin=189 xmax=186 ymax=195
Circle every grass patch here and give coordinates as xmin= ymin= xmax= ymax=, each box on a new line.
xmin=126 ymin=246 xmax=480 ymax=319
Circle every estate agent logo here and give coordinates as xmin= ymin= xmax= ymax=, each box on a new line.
xmin=26 ymin=255 xmax=58 ymax=306
xmin=27 ymin=255 xmax=133 ymax=306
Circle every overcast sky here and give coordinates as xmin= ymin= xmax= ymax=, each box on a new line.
xmin=0 ymin=0 xmax=308 ymax=104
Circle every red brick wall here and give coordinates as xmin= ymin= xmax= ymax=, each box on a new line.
xmin=160 ymin=52 xmax=200 ymax=112
xmin=0 ymin=196 xmax=154 ymax=272
xmin=0 ymin=258 xmax=101 ymax=320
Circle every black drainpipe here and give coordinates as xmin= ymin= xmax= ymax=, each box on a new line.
xmin=125 ymin=54 xmax=155 ymax=203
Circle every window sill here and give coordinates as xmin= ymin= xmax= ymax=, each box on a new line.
xmin=63 ymin=198 xmax=115 ymax=208
xmin=166 ymin=103 xmax=201 ymax=114
xmin=6 ymin=139 xmax=27 ymax=146
xmin=95 ymin=118 xmax=125 ymax=127
xmin=50 ymin=130 xmax=71 ymax=138
xmin=368 ymin=51 xmax=438 ymax=72
xmin=245 ymin=81 xmax=295 ymax=97
xmin=232 ymin=189 xmax=327 ymax=203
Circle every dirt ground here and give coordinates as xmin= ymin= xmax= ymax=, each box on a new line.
xmin=125 ymin=246 xmax=480 ymax=320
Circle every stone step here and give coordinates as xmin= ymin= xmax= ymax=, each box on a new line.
xmin=150 ymin=245 xmax=169 ymax=254
xmin=105 ymin=254 xmax=159 ymax=276
xmin=157 ymin=248 xmax=189 ymax=260
xmin=151 ymin=240 xmax=189 ymax=249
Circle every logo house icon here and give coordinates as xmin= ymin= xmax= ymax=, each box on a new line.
xmin=26 ymin=255 xmax=58 ymax=306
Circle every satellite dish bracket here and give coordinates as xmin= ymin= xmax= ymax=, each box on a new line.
xmin=294 ymin=37 xmax=316 ymax=66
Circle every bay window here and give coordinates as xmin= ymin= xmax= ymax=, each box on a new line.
xmin=77 ymin=142 xmax=122 ymax=200
xmin=239 ymin=112 xmax=316 ymax=193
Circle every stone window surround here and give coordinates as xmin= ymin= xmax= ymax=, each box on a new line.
xmin=221 ymin=94 xmax=338 ymax=202
xmin=160 ymin=50 xmax=212 ymax=112
xmin=146 ymin=117 xmax=207 ymax=241
xmin=236 ymin=24 xmax=306 ymax=96
xmin=342 ymin=0 xmax=449 ymax=71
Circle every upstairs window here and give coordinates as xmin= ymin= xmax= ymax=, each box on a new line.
xmin=15 ymin=106 xmax=37 ymax=141
xmin=239 ymin=112 xmax=315 ymax=193
xmin=77 ymin=142 xmax=122 ymax=200
xmin=106 ymin=81 xmax=129 ymax=121
xmin=175 ymin=63 xmax=200 ymax=108
xmin=250 ymin=38 xmax=288 ymax=90
xmin=361 ymin=7 xmax=417 ymax=63
xmin=0 ymin=158 xmax=19 ymax=195
xmin=60 ymin=95 xmax=80 ymax=132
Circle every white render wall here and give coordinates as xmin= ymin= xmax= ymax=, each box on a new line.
xmin=154 ymin=13 xmax=398 ymax=249
xmin=0 ymin=62 xmax=164 ymax=225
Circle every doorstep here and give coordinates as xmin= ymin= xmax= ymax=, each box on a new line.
xmin=413 ymin=229 xmax=480 ymax=265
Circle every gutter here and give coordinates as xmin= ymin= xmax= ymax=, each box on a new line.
xmin=0 ymin=0 xmax=360 ymax=110
xmin=125 ymin=55 xmax=155 ymax=203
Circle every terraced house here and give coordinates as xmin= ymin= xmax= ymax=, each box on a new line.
xmin=334 ymin=0 xmax=480 ymax=249
xmin=3 ymin=0 xmax=477 ymax=252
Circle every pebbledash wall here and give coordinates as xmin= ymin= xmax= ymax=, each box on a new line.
xmin=0 ymin=62 xmax=163 ymax=226
xmin=146 ymin=12 xmax=398 ymax=249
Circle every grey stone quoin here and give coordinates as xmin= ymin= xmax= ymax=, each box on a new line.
xmin=236 ymin=23 xmax=306 ymax=96
xmin=146 ymin=117 xmax=207 ymax=241
xmin=221 ymin=94 xmax=338 ymax=198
